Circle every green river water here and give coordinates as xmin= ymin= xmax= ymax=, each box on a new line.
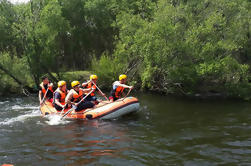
xmin=0 ymin=93 xmax=251 ymax=165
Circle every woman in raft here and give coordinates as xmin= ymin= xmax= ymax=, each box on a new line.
xmin=109 ymin=74 xmax=133 ymax=102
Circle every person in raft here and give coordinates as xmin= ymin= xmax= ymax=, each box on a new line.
xmin=109 ymin=74 xmax=133 ymax=102
xmin=65 ymin=81 xmax=95 ymax=112
xmin=82 ymin=74 xmax=106 ymax=103
xmin=53 ymin=81 xmax=68 ymax=111
xmin=39 ymin=76 xmax=54 ymax=104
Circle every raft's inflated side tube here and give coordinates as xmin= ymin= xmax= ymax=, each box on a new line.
xmin=40 ymin=101 xmax=57 ymax=116
xmin=83 ymin=97 xmax=139 ymax=120
xmin=101 ymin=102 xmax=139 ymax=120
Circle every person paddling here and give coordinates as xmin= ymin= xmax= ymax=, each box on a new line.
xmin=39 ymin=76 xmax=54 ymax=104
xmin=65 ymin=81 xmax=95 ymax=113
xmin=53 ymin=81 xmax=68 ymax=111
xmin=82 ymin=74 xmax=106 ymax=103
xmin=109 ymin=74 xmax=133 ymax=102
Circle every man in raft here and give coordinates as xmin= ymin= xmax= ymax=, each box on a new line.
xmin=82 ymin=74 xmax=106 ymax=103
xmin=53 ymin=80 xmax=68 ymax=111
xmin=109 ymin=74 xmax=133 ymax=102
xmin=39 ymin=76 xmax=54 ymax=104
xmin=65 ymin=81 xmax=95 ymax=112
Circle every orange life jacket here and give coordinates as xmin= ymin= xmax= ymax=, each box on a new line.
xmin=86 ymin=82 xmax=96 ymax=96
xmin=40 ymin=82 xmax=53 ymax=98
xmin=111 ymin=81 xmax=125 ymax=99
xmin=54 ymin=88 xmax=67 ymax=105
xmin=71 ymin=89 xmax=84 ymax=102
xmin=114 ymin=86 xmax=124 ymax=98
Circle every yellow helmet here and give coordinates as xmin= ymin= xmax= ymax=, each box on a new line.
xmin=71 ymin=81 xmax=80 ymax=87
xmin=58 ymin=80 xmax=66 ymax=87
xmin=90 ymin=74 xmax=98 ymax=80
xmin=119 ymin=74 xmax=127 ymax=81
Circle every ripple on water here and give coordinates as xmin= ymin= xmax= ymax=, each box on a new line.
xmin=181 ymin=142 xmax=251 ymax=165
xmin=225 ymin=140 xmax=251 ymax=147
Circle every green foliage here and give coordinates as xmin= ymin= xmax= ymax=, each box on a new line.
xmin=57 ymin=71 xmax=91 ymax=84
xmin=0 ymin=52 xmax=33 ymax=93
xmin=0 ymin=0 xmax=16 ymax=53
xmin=95 ymin=0 xmax=251 ymax=98
xmin=91 ymin=53 xmax=126 ymax=89
xmin=35 ymin=0 xmax=70 ymax=73
xmin=0 ymin=0 xmax=251 ymax=100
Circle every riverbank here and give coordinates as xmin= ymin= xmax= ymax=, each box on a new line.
xmin=0 ymin=71 xmax=91 ymax=96
xmin=1 ymin=69 xmax=251 ymax=101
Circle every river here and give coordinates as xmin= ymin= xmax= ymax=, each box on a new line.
xmin=0 ymin=93 xmax=251 ymax=165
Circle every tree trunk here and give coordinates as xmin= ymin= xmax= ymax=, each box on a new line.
xmin=0 ymin=64 xmax=36 ymax=92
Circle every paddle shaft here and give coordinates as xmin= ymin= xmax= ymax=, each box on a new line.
xmin=40 ymin=88 xmax=49 ymax=105
xmin=61 ymin=89 xmax=93 ymax=119
xmin=39 ymin=86 xmax=57 ymax=114
xmin=61 ymin=106 xmax=75 ymax=119
xmin=91 ymin=80 xmax=109 ymax=101
xmin=60 ymin=105 xmax=67 ymax=115
xmin=121 ymin=88 xmax=132 ymax=101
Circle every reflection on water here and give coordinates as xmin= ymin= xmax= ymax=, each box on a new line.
xmin=1 ymin=94 xmax=251 ymax=165
xmin=37 ymin=119 xmax=134 ymax=165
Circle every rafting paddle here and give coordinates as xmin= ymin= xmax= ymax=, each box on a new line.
xmin=39 ymin=86 xmax=57 ymax=114
xmin=61 ymin=105 xmax=77 ymax=119
xmin=40 ymin=88 xmax=49 ymax=106
xmin=39 ymin=88 xmax=53 ymax=113
xmin=121 ymin=88 xmax=132 ymax=101
xmin=91 ymin=80 xmax=109 ymax=101
xmin=61 ymin=89 xmax=94 ymax=119
xmin=59 ymin=104 xmax=68 ymax=115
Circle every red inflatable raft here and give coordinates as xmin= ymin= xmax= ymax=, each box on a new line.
xmin=40 ymin=97 xmax=139 ymax=120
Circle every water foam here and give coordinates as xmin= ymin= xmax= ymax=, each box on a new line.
xmin=0 ymin=109 xmax=41 ymax=126
xmin=0 ymin=101 xmax=9 ymax=104
xmin=1 ymin=102 xmax=70 ymax=126
xmin=45 ymin=114 xmax=70 ymax=125
xmin=11 ymin=105 xmax=38 ymax=110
